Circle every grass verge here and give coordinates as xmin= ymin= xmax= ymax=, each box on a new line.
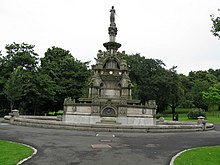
xmin=163 ymin=108 xmax=220 ymax=124
xmin=164 ymin=114 xmax=220 ymax=124
xmin=0 ymin=140 xmax=34 ymax=165
xmin=174 ymin=146 xmax=220 ymax=165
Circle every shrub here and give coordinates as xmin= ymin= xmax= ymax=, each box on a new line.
xmin=55 ymin=110 xmax=63 ymax=115
xmin=0 ymin=109 xmax=10 ymax=117
xmin=48 ymin=110 xmax=63 ymax=116
xmin=47 ymin=111 xmax=55 ymax=116
xmin=156 ymin=113 xmax=163 ymax=119
xmin=187 ymin=109 xmax=206 ymax=119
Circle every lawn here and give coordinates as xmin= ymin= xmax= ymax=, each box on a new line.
xmin=163 ymin=108 xmax=220 ymax=124
xmin=174 ymin=146 xmax=220 ymax=165
xmin=47 ymin=110 xmax=64 ymax=116
xmin=0 ymin=140 xmax=34 ymax=165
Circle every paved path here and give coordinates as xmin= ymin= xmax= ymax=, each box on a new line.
xmin=0 ymin=121 xmax=220 ymax=165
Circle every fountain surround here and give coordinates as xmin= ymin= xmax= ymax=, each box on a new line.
xmin=63 ymin=6 xmax=157 ymax=125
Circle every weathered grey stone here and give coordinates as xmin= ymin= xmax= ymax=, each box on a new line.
xmin=4 ymin=115 xmax=214 ymax=133
xmin=9 ymin=109 xmax=20 ymax=117
xmin=159 ymin=117 xmax=165 ymax=122
xmin=62 ymin=7 xmax=156 ymax=126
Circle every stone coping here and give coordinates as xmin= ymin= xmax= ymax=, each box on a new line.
xmin=64 ymin=103 xmax=157 ymax=109
xmin=20 ymin=115 xmax=62 ymax=121
xmin=3 ymin=115 xmax=214 ymax=133
xmin=126 ymin=114 xmax=154 ymax=118
xmin=65 ymin=112 xmax=92 ymax=115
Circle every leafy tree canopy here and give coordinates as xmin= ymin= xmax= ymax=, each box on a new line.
xmin=4 ymin=42 xmax=38 ymax=72
xmin=40 ymin=46 xmax=90 ymax=111
xmin=202 ymin=86 xmax=220 ymax=110
xmin=211 ymin=9 xmax=220 ymax=39
xmin=4 ymin=66 xmax=24 ymax=110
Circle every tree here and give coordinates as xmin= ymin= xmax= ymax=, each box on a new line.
xmin=0 ymin=51 xmax=10 ymax=111
xmin=1 ymin=44 xmax=91 ymax=114
xmin=202 ymin=86 xmax=220 ymax=111
xmin=4 ymin=43 xmax=38 ymax=75
xmin=208 ymin=69 xmax=220 ymax=82
xmin=178 ymin=74 xmax=194 ymax=108
xmin=4 ymin=66 xmax=24 ymax=110
xmin=125 ymin=53 xmax=165 ymax=100
xmin=188 ymin=71 xmax=218 ymax=111
xmin=211 ymin=9 xmax=220 ymax=39
xmin=1 ymin=43 xmax=40 ymax=114
xmin=122 ymin=53 xmax=177 ymax=113
xmin=20 ymin=70 xmax=56 ymax=115
xmin=40 ymin=47 xmax=90 ymax=111
xmin=167 ymin=67 xmax=184 ymax=114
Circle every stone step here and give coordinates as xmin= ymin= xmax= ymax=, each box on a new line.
xmin=101 ymin=117 xmax=116 ymax=123
xmin=98 ymin=117 xmax=121 ymax=125
xmin=101 ymin=120 xmax=116 ymax=124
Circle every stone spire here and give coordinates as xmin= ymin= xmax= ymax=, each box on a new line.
xmin=103 ymin=6 xmax=121 ymax=54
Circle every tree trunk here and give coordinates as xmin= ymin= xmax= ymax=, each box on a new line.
xmin=10 ymin=101 xmax=14 ymax=111
xmin=171 ymin=106 xmax=176 ymax=114
xmin=34 ymin=102 xmax=37 ymax=115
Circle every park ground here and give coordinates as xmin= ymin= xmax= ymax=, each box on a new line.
xmin=0 ymin=117 xmax=220 ymax=165
xmin=160 ymin=108 xmax=220 ymax=124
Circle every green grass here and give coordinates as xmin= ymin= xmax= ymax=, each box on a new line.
xmin=164 ymin=113 xmax=196 ymax=122
xmin=162 ymin=108 xmax=220 ymax=124
xmin=174 ymin=146 xmax=220 ymax=165
xmin=48 ymin=110 xmax=64 ymax=116
xmin=0 ymin=140 xmax=34 ymax=165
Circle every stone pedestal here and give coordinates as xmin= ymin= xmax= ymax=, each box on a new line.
xmin=197 ymin=116 xmax=207 ymax=130
xmin=9 ymin=109 xmax=20 ymax=117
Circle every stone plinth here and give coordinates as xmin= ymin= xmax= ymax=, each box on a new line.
xmin=63 ymin=100 xmax=156 ymax=126
xmin=9 ymin=109 xmax=20 ymax=117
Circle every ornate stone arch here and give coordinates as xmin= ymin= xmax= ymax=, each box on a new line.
xmin=117 ymin=82 xmax=122 ymax=96
xmin=117 ymin=82 xmax=121 ymax=88
xmin=100 ymin=82 xmax=104 ymax=87
xmin=99 ymin=82 xmax=105 ymax=96
xmin=101 ymin=105 xmax=117 ymax=117
xmin=103 ymin=56 xmax=120 ymax=69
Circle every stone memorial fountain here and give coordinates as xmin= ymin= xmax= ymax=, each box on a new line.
xmin=63 ymin=6 xmax=157 ymax=125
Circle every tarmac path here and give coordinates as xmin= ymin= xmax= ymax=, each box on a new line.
xmin=0 ymin=121 xmax=220 ymax=165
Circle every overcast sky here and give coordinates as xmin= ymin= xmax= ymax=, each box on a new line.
xmin=1 ymin=0 xmax=220 ymax=74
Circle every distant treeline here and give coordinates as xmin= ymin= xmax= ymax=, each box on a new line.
xmin=0 ymin=43 xmax=220 ymax=116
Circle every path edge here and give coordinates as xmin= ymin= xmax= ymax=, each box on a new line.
xmin=16 ymin=142 xmax=37 ymax=165
xmin=169 ymin=148 xmax=192 ymax=165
